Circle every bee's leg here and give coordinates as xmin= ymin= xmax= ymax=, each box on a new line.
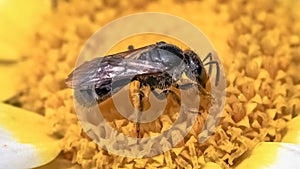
xmin=150 ymin=89 xmax=181 ymax=105
xmin=136 ymin=82 xmax=146 ymax=140
xmin=202 ymin=53 xmax=213 ymax=75
xmin=198 ymin=84 xmax=211 ymax=96
xmin=174 ymin=83 xmax=210 ymax=96
xmin=128 ymin=45 xmax=134 ymax=51
xmin=174 ymin=83 xmax=212 ymax=115
xmin=204 ymin=61 xmax=220 ymax=86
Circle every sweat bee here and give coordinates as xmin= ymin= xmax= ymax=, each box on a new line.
xmin=66 ymin=41 xmax=219 ymax=103
xmin=66 ymin=41 xmax=220 ymax=137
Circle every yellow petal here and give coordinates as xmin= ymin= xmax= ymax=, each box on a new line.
xmin=0 ymin=63 xmax=18 ymax=101
xmin=282 ymin=116 xmax=300 ymax=144
xmin=34 ymin=157 xmax=73 ymax=169
xmin=236 ymin=142 xmax=300 ymax=169
xmin=0 ymin=0 xmax=51 ymax=61
xmin=0 ymin=103 xmax=61 ymax=168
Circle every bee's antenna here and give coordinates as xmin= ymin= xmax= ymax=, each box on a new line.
xmin=204 ymin=61 xmax=220 ymax=86
xmin=203 ymin=53 xmax=213 ymax=75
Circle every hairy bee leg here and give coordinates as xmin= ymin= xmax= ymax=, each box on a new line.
xmin=136 ymin=82 xmax=145 ymax=140
xmin=204 ymin=61 xmax=220 ymax=86
xmin=151 ymin=89 xmax=181 ymax=105
xmin=202 ymin=53 xmax=213 ymax=75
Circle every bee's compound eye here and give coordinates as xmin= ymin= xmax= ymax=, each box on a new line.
xmin=195 ymin=67 xmax=208 ymax=88
xmin=74 ymin=89 xmax=98 ymax=107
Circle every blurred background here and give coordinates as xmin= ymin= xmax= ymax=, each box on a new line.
xmin=0 ymin=0 xmax=300 ymax=168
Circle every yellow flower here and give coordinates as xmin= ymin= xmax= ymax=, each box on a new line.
xmin=0 ymin=103 xmax=61 ymax=168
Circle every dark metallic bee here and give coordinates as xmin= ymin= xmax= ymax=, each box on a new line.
xmin=66 ymin=41 xmax=220 ymax=107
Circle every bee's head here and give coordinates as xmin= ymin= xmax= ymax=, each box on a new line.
xmin=183 ymin=50 xmax=209 ymax=88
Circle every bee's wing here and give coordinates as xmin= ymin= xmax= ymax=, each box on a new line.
xmin=65 ymin=54 xmax=166 ymax=89
xmin=107 ymin=44 xmax=156 ymax=59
